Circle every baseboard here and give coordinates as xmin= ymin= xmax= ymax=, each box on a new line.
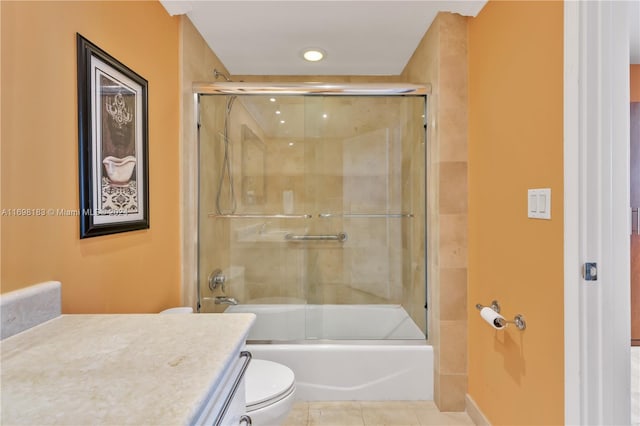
xmin=465 ymin=394 xmax=491 ymax=426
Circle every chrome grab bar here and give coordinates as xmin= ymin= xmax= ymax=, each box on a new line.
xmin=209 ymin=213 xmax=312 ymax=219
xmin=213 ymin=351 xmax=252 ymax=426
xmin=284 ymin=232 xmax=348 ymax=242
xmin=318 ymin=213 xmax=414 ymax=218
xmin=210 ymin=213 xmax=414 ymax=219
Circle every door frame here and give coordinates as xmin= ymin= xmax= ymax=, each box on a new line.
xmin=564 ymin=1 xmax=631 ymax=424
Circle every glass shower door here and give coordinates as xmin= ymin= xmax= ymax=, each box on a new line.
xmin=301 ymin=95 xmax=425 ymax=339
xmin=197 ymin=92 xmax=427 ymax=340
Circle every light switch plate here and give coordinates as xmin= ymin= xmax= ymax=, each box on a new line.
xmin=527 ymin=188 xmax=551 ymax=219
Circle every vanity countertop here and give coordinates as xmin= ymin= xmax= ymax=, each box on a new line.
xmin=0 ymin=313 xmax=255 ymax=425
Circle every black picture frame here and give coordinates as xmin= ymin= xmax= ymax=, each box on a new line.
xmin=77 ymin=34 xmax=149 ymax=238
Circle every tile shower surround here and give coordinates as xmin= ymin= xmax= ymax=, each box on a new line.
xmin=401 ymin=13 xmax=469 ymax=410
xmin=182 ymin=12 xmax=469 ymax=411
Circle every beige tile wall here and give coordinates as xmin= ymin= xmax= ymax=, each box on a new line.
xmin=180 ymin=17 xmax=232 ymax=310
xmin=402 ymin=13 xmax=469 ymax=411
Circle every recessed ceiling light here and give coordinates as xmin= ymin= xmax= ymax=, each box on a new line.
xmin=270 ymin=98 xmax=276 ymax=102
xmin=302 ymin=48 xmax=325 ymax=62
xmin=322 ymin=113 xmax=328 ymax=119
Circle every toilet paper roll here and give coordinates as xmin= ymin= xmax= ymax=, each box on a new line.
xmin=480 ymin=307 xmax=506 ymax=329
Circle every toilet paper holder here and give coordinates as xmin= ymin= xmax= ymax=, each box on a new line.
xmin=475 ymin=300 xmax=526 ymax=330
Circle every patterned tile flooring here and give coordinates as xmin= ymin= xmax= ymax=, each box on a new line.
xmin=283 ymin=401 xmax=474 ymax=426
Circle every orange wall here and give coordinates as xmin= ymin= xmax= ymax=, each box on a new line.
xmin=632 ymin=65 xmax=640 ymax=102
xmin=468 ymin=1 xmax=564 ymax=424
xmin=1 ymin=1 xmax=181 ymax=313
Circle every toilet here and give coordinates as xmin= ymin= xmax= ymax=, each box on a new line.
xmin=245 ymin=359 xmax=296 ymax=425
xmin=159 ymin=307 xmax=296 ymax=425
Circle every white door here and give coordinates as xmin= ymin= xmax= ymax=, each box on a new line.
xmin=564 ymin=1 xmax=632 ymax=424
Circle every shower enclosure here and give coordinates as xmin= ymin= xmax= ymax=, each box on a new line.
xmin=196 ymin=82 xmax=429 ymax=343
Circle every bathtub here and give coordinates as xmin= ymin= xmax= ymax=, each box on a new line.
xmin=225 ymin=304 xmax=433 ymax=401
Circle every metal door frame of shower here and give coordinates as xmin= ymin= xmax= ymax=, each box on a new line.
xmin=193 ymin=82 xmax=431 ymax=96
xmin=192 ymin=81 xmax=431 ymax=337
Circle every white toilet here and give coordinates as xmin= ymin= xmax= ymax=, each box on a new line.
xmin=159 ymin=307 xmax=296 ymax=425
xmin=245 ymin=359 xmax=296 ymax=425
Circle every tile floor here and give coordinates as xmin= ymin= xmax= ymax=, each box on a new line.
xmin=277 ymin=349 xmax=639 ymax=426
xmin=282 ymin=401 xmax=474 ymax=426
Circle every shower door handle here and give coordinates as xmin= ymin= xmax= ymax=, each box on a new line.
xmin=284 ymin=232 xmax=348 ymax=242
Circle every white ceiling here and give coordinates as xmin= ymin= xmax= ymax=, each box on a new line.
xmin=160 ymin=0 xmax=639 ymax=74
xmin=161 ymin=0 xmax=487 ymax=75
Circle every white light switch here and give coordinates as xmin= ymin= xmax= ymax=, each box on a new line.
xmin=538 ymin=194 xmax=547 ymax=213
xmin=527 ymin=188 xmax=551 ymax=220
xmin=529 ymin=194 xmax=537 ymax=214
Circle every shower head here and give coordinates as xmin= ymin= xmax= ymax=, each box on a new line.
xmin=213 ymin=68 xmax=232 ymax=82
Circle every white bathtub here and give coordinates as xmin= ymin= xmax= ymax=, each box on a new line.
xmin=225 ymin=304 xmax=433 ymax=401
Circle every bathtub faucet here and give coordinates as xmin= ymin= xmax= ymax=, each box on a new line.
xmin=214 ymin=296 xmax=238 ymax=305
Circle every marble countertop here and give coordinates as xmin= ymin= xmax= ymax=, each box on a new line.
xmin=0 ymin=313 xmax=255 ymax=425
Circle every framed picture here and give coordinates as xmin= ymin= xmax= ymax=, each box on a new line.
xmin=77 ymin=34 xmax=149 ymax=238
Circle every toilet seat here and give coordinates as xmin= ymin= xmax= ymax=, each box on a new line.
xmin=245 ymin=359 xmax=296 ymax=412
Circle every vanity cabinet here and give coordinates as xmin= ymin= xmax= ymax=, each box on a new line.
xmin=0 ymin=314 xmax=255 ymax=425
xmin=193 ymin=349 xmax=252 ymax=425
